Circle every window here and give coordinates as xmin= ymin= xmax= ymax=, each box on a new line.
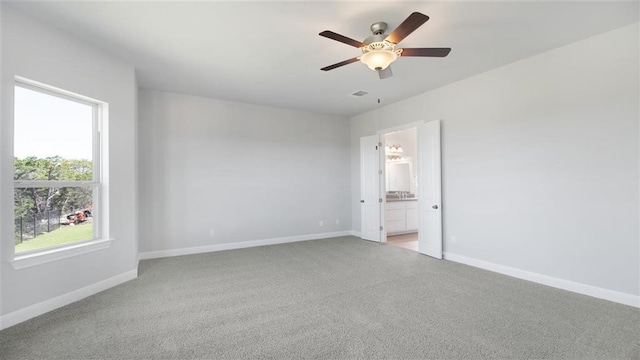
xmin=13 ymin=79 xmax=105 ymax=255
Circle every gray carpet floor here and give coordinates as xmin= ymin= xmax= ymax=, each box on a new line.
xmin=1 ymin=236 xmax=638 ymax=359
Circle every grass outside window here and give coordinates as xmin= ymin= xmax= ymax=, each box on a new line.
xmin=15 ymin=222 xmax=94 ymax=253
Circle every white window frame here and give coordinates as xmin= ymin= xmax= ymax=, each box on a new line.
xmin=11 ymin=77 xmax=111 ymax=269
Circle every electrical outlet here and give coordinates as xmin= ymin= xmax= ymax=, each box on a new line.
xmin=335 ymin=219 xmax=340 ymax=225
xmin=319 ymin=220 xmax=324 ymax=227
xmin=450 ymin=235 xmax=457 ymax=244
xmin=209 ymin=229 xmax=215 ymax=237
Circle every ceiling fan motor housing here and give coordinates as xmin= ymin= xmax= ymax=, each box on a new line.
xmin=363 ymin=33 xmax=387 ymax=45
xmin=370 ymin=22 xmax=388 ymax=36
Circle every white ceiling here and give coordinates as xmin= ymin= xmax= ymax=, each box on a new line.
xmin=6 ymin=1 xmax=638 ymax=117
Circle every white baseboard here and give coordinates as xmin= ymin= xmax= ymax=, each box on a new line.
xmin=139 ymin=231 xmax=353 ymax=260
xmin=443 ymin=252 xmax=639 ymax=308
xmin=351 ymin=230 xmax=361 ymax=238
xmin=0 ymin=268 xmax=138 ymax=330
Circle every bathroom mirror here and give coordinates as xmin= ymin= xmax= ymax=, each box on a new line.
xmin=386 ymin=162 xmax=410 ymax=192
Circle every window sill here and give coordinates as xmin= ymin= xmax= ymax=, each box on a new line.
xmin=11 ymin=238 xmax=113 ymax=270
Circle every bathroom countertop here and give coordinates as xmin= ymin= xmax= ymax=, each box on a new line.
xmin=386 ymin=198 xmax=418 ymax=202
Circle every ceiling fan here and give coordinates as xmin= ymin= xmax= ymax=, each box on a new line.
xmin=319 ymin=12 xmax=451 ymax=79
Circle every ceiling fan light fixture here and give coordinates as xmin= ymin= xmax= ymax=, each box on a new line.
xmin=360 ymin=49 xmax=397 ymax=71
xmin=360 ymin=41 xmax=401 ymax=71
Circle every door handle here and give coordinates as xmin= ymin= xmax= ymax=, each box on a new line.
xmin=360 ymin=200 xmax=365 ymax=203
xmin=432 ymin=205 xmax=439 ymax=209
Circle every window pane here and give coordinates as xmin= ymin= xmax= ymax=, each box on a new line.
xmin=14 ymin=187 xmax=94 ymax=253
xmin=14 ymin=86 xmax=93 ymax=181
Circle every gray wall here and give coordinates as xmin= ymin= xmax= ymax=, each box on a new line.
xmin=1 ymin=6 xmax=138 ymax=314
xmin=350 ymin=24 xmax=639 ymax=296
xmin=138 ymin=90 xmax=351 ymax=253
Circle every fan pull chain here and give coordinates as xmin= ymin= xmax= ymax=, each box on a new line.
xmin=374 ymin=97 xmax=381 ymax=133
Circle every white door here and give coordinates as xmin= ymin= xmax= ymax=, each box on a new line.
xmin=360 ymin=135 xmax=381 ymax=242
xmin=417 ymin=120 xmax=442 ymax=258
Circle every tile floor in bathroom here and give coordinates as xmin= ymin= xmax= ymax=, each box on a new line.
xmin=386 ymin=232 xmax=418 ymax=251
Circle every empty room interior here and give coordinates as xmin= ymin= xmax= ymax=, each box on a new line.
xmin=0 ymin=1 xmax=638 ymax=359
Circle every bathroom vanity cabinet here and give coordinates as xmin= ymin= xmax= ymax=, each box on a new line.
xmin=385 ymin=199 xmax=418 ymax=235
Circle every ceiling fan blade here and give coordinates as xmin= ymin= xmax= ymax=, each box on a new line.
xmin=378 ymin=66 xmax=393 ymax=79
xmin=321 ymin=57 xmax=360 ymax=71
xmin=319 ymin=30 xmax=366 ymax=48
xmin=385 ymin=12 xmax=429 ymax=45
xmin=400 ymin=48 xmax=451 ymax=57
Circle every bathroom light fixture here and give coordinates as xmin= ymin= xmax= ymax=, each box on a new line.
xmin=385 ymin=144 xmax=404 ymax=153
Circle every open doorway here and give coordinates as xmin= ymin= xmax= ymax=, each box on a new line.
xmin=383 ymin=127 xmax=419 ymax=251
xmin=359 ymin=120 xmax=442 ymax=258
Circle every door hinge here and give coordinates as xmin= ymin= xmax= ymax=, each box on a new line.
xmin=378 ymin=170 xmax=383 ymax=175
xmin=379 ymin=226 xmax=384 ymax=231
xmin=379 ymin=198 xmax=383 ymax=203
xmin=378 ymin=142 xmax=383 ymax=147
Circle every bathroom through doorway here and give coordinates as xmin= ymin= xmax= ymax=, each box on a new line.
xmin=383 ymin=127 xmax=419 ymax=251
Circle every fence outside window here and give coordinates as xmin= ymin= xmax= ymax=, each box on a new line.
xmin=14 ymin=209 xmax=62 ymax=244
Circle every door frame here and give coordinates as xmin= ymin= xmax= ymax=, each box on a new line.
xmin=376 ymin=121 xmax=428 ymax=244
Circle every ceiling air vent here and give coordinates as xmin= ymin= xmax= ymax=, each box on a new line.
xmin=350 ymin=90 xmax=369 ymax=97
